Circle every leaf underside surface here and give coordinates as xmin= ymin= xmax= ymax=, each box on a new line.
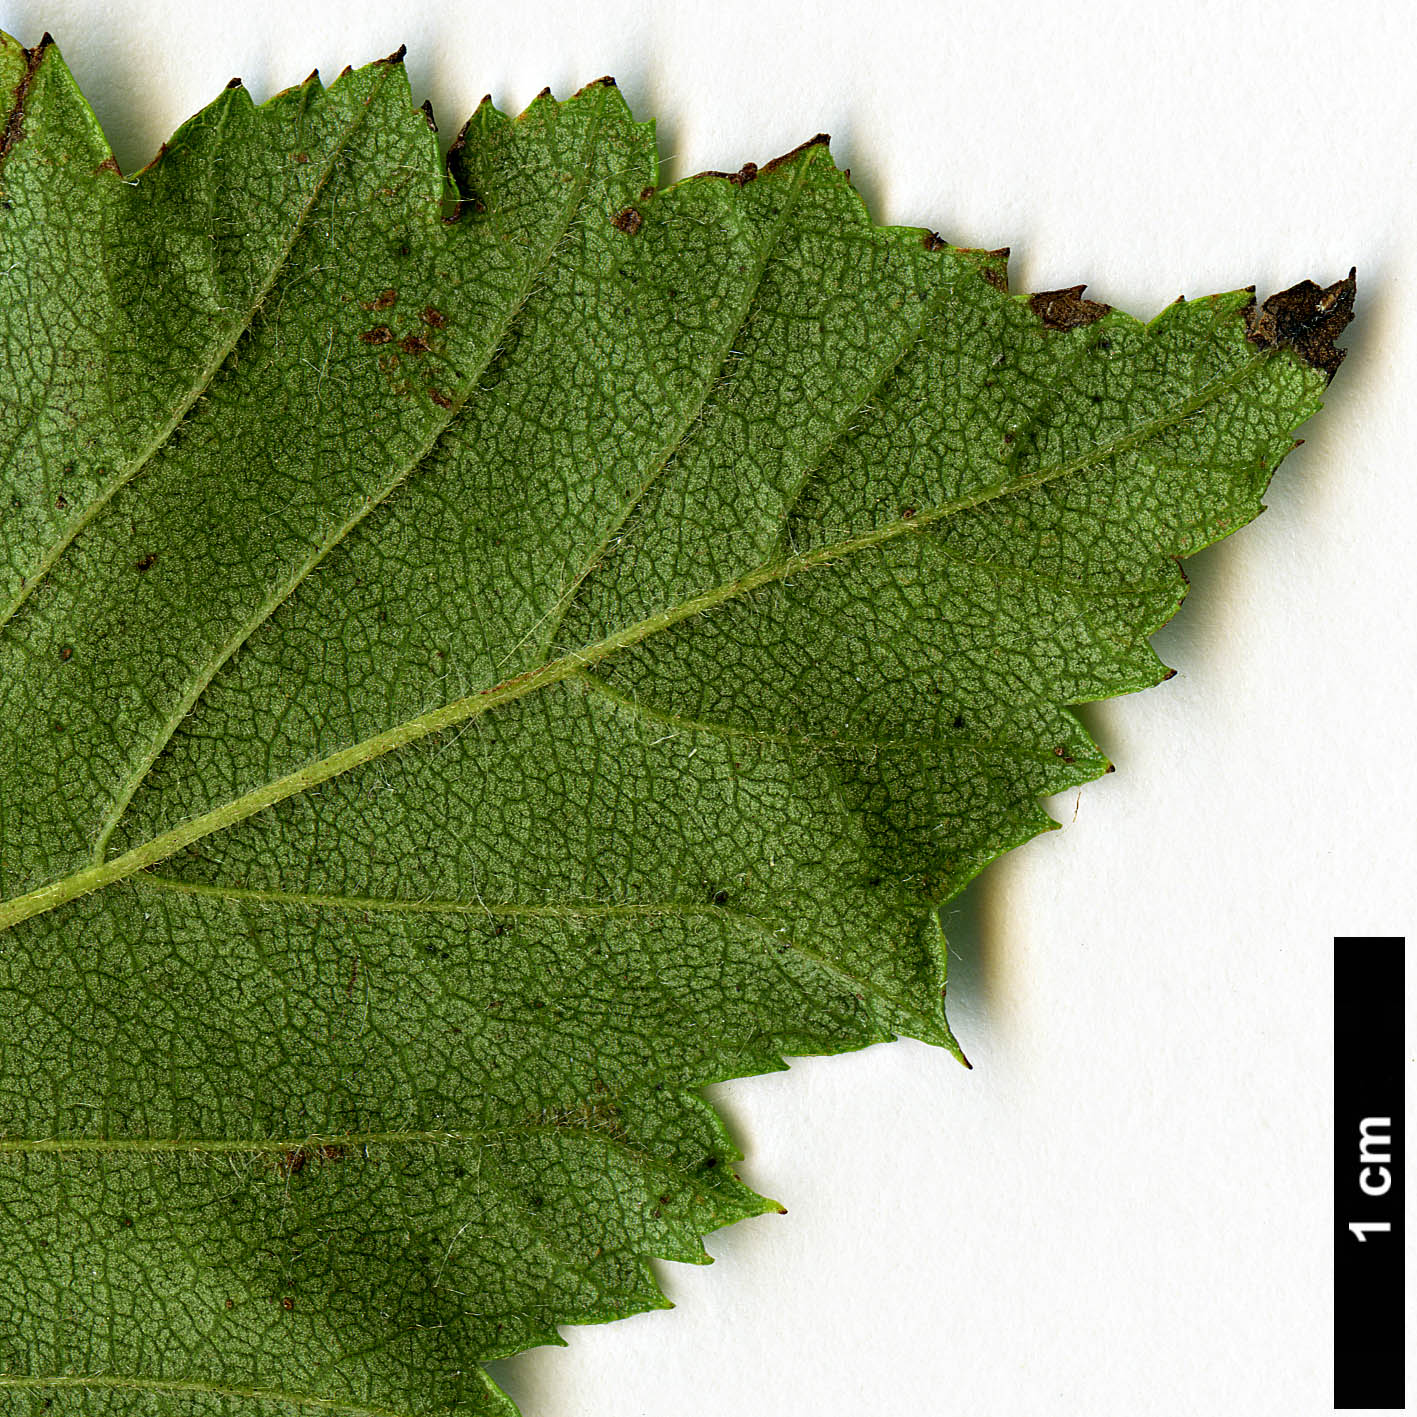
xmin=0 ymin=33 xmax=1353 ymax=1417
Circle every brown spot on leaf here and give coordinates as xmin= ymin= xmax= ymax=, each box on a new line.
xmin=922 ymin=230 xmax=947 ymax=252
xmin=96 ymin=155 xmax=123 ymax=177
xmin=0 ymin=33 xmax=52 ymax=162
xmin=639 ymin=186 xmax=654 ymax=202
xmin=760 ymin=134 xmax=830 ymax=175
xmin=1243 ymin=269 xmax=1356 ymax=381
xmin=420 ymin=306 xmax=448 ymax=328
xmin=611 ymin=206 xmax=643 ymax=235
xmin=980 ymin=251 xmax=1010 ymax=293
xmin=281 ymin=1296 xmax=295 ymax=1311
xmin=398 ymin=333 xmax=431 ymax=354
xmin=291 ymin=151 xmax=309 ymax=165
xmin=428 ymin=388 xmax=454 ymax=410
xmin=693 ymin=135 xmax=829 ymax=186
xmin=364 ymin=289 xmax=397 ymax=311
xmin=134 ymin=553 xmax=157 ymax=572
xmin=360 ymin=325 xmax=394 ymax=345
xmin=57 ymin=644 xmax=72 ymax=661
xmin=573 ymin=76 xmax=617 ymax=97
xmin=1029 ymin=286 xmax=1111 ymax=331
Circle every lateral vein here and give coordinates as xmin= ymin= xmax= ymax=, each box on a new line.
xmin=87 ymin=85 xmax=615 ymax=864
xmin=0 ymin=68 xmax=397 ymax=635
xmin=0 ymin=1374 xmax=412 ymax=1417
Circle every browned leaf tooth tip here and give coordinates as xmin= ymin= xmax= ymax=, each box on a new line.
xmin=1029 ymin=286 xmax=1112 ymax=331
xmin=381 ymin=43 xmax=407 ymax=65
xmin=0 ymin=34 xmax=53 ymax=161
xmin=419 ymin=98 xmax=437 ymax=132
xmin=225 ymin=76 xmax=242 ymax=90
xmin=759 ymin=133 xmax=830 ymax=176
xmin=1244 ymin=268 xmax=1357 ymax=382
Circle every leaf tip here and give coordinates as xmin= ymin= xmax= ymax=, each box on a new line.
xmin=379 ymin=43 xmax=408 ymax=66
xmin=1244 ymin=268 xmax=1356 ymax=381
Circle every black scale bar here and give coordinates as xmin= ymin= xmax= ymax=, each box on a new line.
xmin=1335 ymin=936 xmax=1405 ymax=1409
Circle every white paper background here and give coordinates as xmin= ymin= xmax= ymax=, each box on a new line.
xmin=2 ymin=2 xmax=1412 ymax=1414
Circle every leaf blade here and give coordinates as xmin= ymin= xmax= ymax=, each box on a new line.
xmin=0 ymin=37 xmax=1352 ymax=1416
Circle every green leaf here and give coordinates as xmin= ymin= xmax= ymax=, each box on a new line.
xmin=0 ymin=32 xmax=1352 ymax=1416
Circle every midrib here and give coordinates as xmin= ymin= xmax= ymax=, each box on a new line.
xmin=0 ymin=345 xmax=1271 ymax=935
